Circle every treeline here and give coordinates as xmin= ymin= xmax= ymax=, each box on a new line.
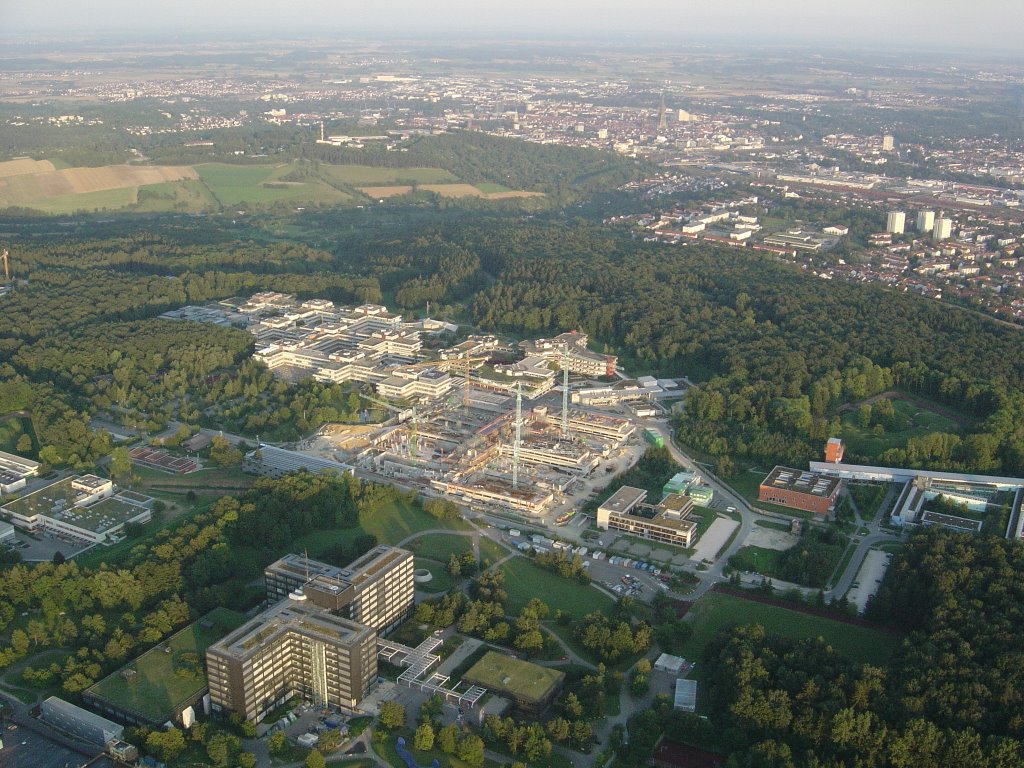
xmin=456 ymin=221 xmax=1024 ymax=474
xmin=693 ymin=529 xmax=1024 ymax=767
xmin=305 ymin=130 xmax=649 ymax=200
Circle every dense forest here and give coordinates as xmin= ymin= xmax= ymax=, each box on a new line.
xmin=694 ymin=530 xmax=1024 ymax=767
xmin=2 ymin=214 xmax=1023 ymax=475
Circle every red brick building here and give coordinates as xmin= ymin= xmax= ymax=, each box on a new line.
xmin=758 ymin=466 xmax=842 ymax=516
xmin=824 ymin=437 xmax=845 ymax=463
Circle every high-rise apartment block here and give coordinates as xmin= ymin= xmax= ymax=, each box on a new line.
xmin=916 ymin=210 xmax=935 ymax=233
xmin=886 ymin=211 xmax=905 ymax=234
xmin=882 ymin=134 xmax=895 ymax=151
xmin=206 ymin=546 xmax=414 ymax=722
xmin=933 ymin=217 xmax=953 ymax=241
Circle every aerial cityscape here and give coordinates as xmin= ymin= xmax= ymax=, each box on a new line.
xmin=0 ymin=2 xmax=1023 ymax=768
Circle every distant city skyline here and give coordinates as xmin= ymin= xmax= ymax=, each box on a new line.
xmin=2 ymin=0 xmax=1023 ymax=53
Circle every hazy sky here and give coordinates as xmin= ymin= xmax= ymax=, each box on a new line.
xmin=2 ymin=0 xmax=1023 ymax=52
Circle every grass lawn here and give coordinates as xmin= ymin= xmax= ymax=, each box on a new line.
xmin=499 ymin=556 xmax=614 ymax=620
xmin=839 ymin=397 xmax=960 ymax=458
xmin=728 ymin=545 xmax=785 ymax=575
xmin=755 ymin=520 xmax=792 ymax=532
xmin=414 ymin=558 xmax=455 ymax=593
xmin=463 ymin=650 xmax=564 ymax=706
xmin=405 ymin=532 xmax=473 ymax=562
xmin=291 ymin=498 xmax=472 ymax=556
xmin=85 ymin=607 xmax=246 ymax=723
xmin=682 ymin=592 xmax=899 ymax=668
xmin=479 ymin=536 xmax=510 ymax=566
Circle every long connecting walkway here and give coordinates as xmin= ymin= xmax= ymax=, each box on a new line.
xmin=377 ymin=636 xmax=486 ymax=707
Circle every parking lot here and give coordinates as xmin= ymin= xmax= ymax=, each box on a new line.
xmin=8 ymin=531 xmax=94 ymax=563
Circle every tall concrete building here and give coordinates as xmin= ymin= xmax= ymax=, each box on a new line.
xmin=916 ymin=210 xmax=935 ymax=233
xmin=933 ymin=217 xmax=953 ymax=241
xmin=882 ymin=134 xmax=895 ymax=151
xmin=207 ymin=547 xmax=414 ymax=722
xmin=264 ymin=547 xmax=414 ymax=635
xmin=206 ymin=600 xmax=378 ymax=722
xmin=886 ymin=211 xmax=906 ymax=234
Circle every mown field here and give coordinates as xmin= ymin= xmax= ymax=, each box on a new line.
xmin=681 ymin=591 xmax=900 ymax=668
xmin=499 ymin=556 xmax=614 ymax=620
xmin=839 ymin=396 xmax=961 ymax=457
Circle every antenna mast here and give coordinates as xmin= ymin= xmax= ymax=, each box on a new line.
xmin=512 ymin=383 xmax=522 ymax=491
xmin=561 ymin=346 xmax=570 ymax=437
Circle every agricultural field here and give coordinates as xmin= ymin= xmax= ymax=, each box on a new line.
xmin=359 ymin=183 xmax=544 ymax=200
xmin=681 ymin=591 xmax=899 ymax=667
xmin=0 ymin=160 xmax=196 ymax=212
xmin=315 ymin=164 xmax=458 ymax=185
xmin=499 ymin=556 xmax=614 ymax=620
xmin=194 ymin=162 xmax=352 ymax=207
xmin=838 ymin=395 xmax=962 ymax=458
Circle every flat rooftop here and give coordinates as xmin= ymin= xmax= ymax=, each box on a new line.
xmin=3 ymin=477 xmax=107 ymax=523
xmin=211 ymin=600 xmax=373 ymax=660
xmin=85 ymin=607 xmax=245 ymax=723
xmin=462 ymin=650 xmax=564 ymax=704
xmin=600 ymin=486 xmax=647 ymax=513
xmin=762 ymin=466 xmax=842 ymax=498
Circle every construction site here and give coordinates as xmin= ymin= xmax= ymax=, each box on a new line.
xmin=303 ymin=378 xmax=643 ymax=518
xmin=294 ymin=344 xmax=644 ymax=519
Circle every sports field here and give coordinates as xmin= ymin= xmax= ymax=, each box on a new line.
xmin=85 ymin=607 xmax=245 ymax=723
xmin=499 ymin=556 xmax=613 ymax=620
xmin=681 ymin=591 xmax=899 ymax=667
